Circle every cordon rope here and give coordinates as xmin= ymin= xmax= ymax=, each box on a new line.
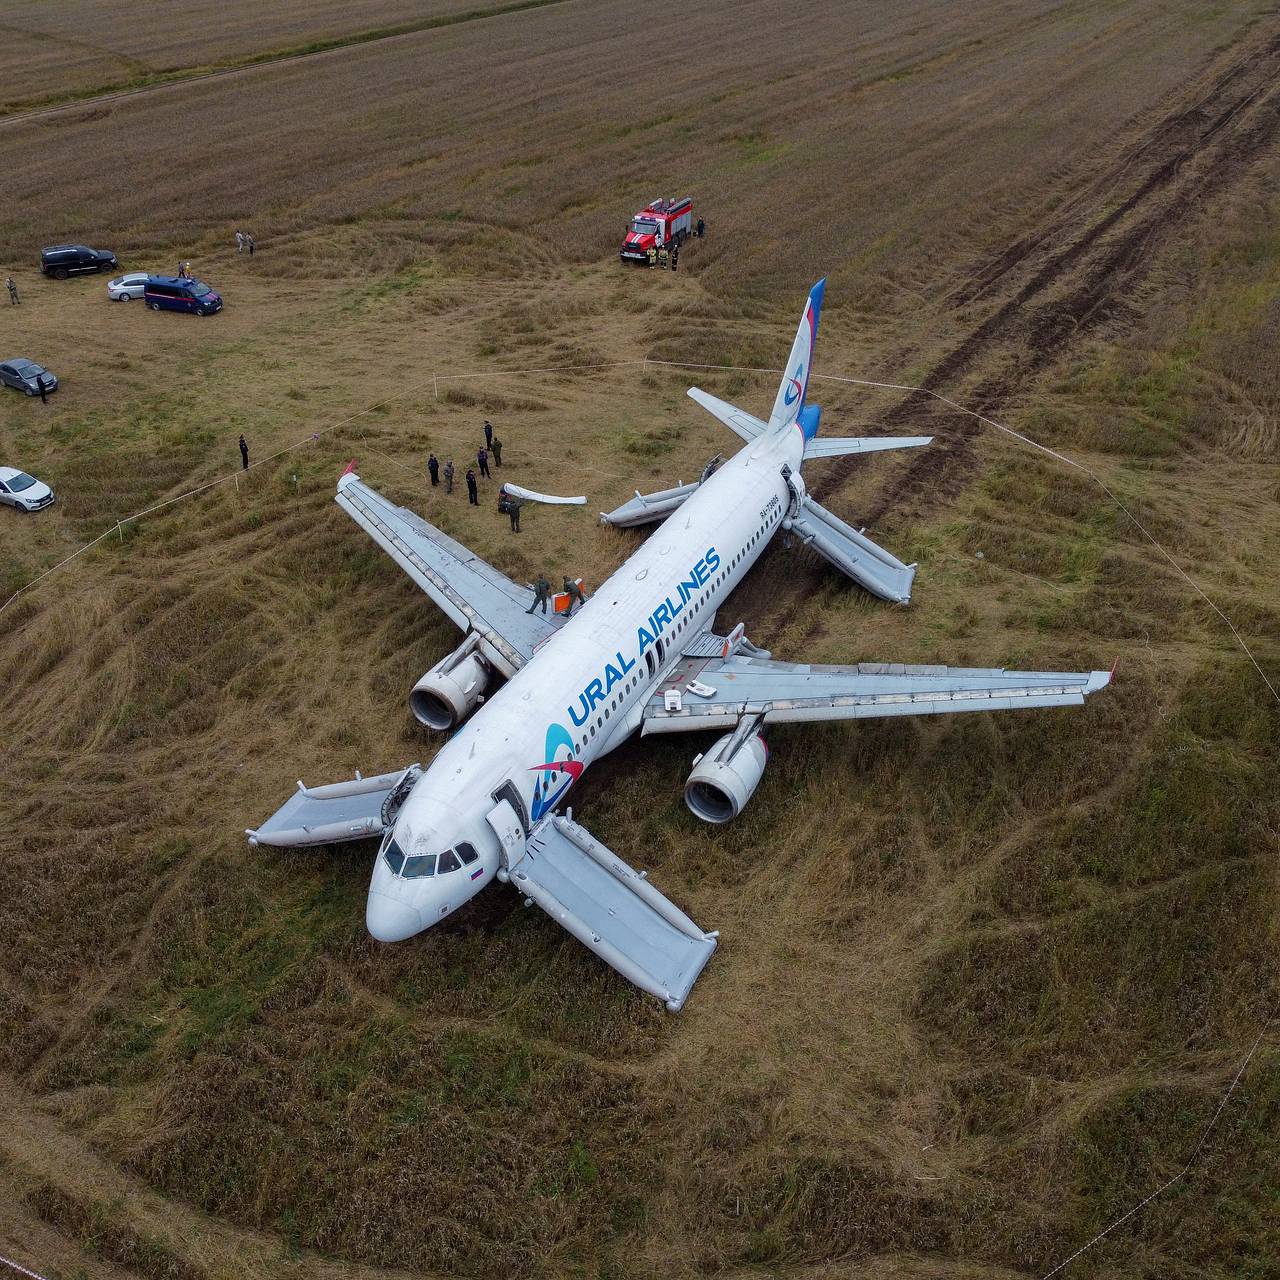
xmin=0 ymin=1253 xmax=51 ymax=1280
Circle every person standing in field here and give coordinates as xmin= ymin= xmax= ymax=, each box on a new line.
xmin=235 ymin=230 xmax=245 ymax=253
xmin=443 ymin=458 xmax=454 ymax=494
xmin=508 ymin=492 xmax=523 ymax=533
xmin=247 ymin=234 xmax=255 ymax=255
xmin=428 ymin=453 xmax=439 ymax=486
xmin=671 ymin=243 xmax=679 ymax=272
xmin=484 ymin=420 xmax=493 ymax=449
xmin=466 ymin=468 xmax=479 ymax=505
xmin=696 ymin=216 xmax=705 ymax=238
xmin=647 ymin=245 xmax=657 ymax=269
xmin=6 ymin=276 xmax=18 ymax=305
xmin=36 ymin=375 xmax=48 ymax=404
xmin=477 ymin=447 xmax=490 ymax=479
xmin=239 ymin=435 xmax=249 ymax=469
xmin=491 ymin=435 xmax=502 ymax=467
xmin=659 ymin=245 xmax=669 ymax=269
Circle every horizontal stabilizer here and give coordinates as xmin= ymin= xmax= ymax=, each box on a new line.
xmin=784 ymin=496 xmax=916 ymax=603
xmin=803 ymin=435 xmax=932 ymax=460
xmin=687 ymin=388 xmax=767 ymax=443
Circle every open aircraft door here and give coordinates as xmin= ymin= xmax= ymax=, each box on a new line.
xmin=487 ymin=799 xmax=527 ymax=876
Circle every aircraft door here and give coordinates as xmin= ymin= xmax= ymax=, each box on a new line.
xmin=486 ymin=799 xmax=526 ymax=873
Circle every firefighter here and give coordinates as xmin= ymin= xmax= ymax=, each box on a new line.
xmin=526 ymin=573 xmax=550 ymax=614
xmin=562 ymin=576 xmax=586 ymax=616
xmin=507 ymin=491 xmax=524 ymax=532
xmin=671 ymin=242 xmax=679 ymax=272
xmin=427 ymin=453 xmax=439 ymax=486
xmin=696 ymin=216 xmax=705 ymax=238
xmin=647 ymin=245 xmax=657 ymax=269
xmin=659 ymin=244 xmax=669 ymax=269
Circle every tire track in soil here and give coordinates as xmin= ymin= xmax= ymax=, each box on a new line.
xmin=808 ymin=22 xmax=1280 ymax=525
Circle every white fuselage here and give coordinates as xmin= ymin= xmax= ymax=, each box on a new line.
xmin=364 ymin=423 xmax=805 ymax=940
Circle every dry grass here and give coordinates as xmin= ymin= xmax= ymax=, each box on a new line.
xmin=2 ymin=4 xmax=1280 ymax=1279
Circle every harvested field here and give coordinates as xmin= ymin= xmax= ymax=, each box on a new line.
xmin=2 ymin=3 xmax=1279 ymax=1279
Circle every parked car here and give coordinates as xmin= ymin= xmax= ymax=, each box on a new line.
xmin=41 ymin=244 xmax=117 ymax=279
xmin=0 ymin=359 xmax=58 ymax=396
xmin=107 ymin=271 xmax=150 ymax=301
xmin=0 ymin=466 xmax=55 ymax=512
xmin=144 ymin=275 xmax=222 ymax=316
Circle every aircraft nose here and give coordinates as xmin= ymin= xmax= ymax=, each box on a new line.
xmin=366 ymin=892 xmax=422 ymax=943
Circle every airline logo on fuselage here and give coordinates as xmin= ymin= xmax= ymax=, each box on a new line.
xmin=566 ymin=546 xmax=721 ymax=729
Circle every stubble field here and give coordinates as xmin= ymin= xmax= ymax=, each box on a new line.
xmin=1 ymin=2 xmax=1279 ymax=1279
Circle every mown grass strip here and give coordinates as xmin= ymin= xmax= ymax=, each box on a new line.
xmin=0 ymin=0 xmax=576 ymax=123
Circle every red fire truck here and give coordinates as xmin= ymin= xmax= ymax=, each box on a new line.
xmin=619 ymin=196 xmax=694 ymax=263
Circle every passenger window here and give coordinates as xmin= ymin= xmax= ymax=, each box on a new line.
xmin=458 ymin=843 xmax=478 ymax=865
xmin=437 ymin=850 xmax=461 ymax=874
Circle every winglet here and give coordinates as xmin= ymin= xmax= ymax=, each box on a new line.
xmin=341 ymin=459 xmax=358 ymax=476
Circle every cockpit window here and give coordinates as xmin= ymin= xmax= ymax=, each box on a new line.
xmin=383 ymin=839 xmax=406 ymax=875
xmin=437 ymin=849 xmax=461 ymax=874
xmin=457 ymin=843 xmax=478 ymax=866
xmin=403 ymin=853 xmax=437 ymax=879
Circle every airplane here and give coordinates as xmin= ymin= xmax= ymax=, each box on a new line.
xmin=248 ymin=281 xmax=1110 ymax=1011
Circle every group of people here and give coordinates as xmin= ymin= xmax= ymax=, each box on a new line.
xmin=427 ymin=419 xmax=513 ymax=519
xmin=234 ymin=230 xmax=257 ymax=255
xmin=526 ymin=574 xmax=587 ymax=616
xmin=646 ymin=216 xmax=705 ymax=271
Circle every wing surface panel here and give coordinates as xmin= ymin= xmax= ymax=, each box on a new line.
xmin=336 ymin=473 xmax=564 ymax=670
xmin=643 ymin=655 xmax=1110 ymax=733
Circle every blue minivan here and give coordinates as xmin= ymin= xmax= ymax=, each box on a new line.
xmin=144 ymin=276 xmax=223 ymax=315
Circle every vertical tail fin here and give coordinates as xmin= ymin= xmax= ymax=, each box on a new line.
xmin=768 ymin=278 xmax=825 ymax=432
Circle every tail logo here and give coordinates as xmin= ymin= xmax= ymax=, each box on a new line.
xmin=784 ymin=364 xmax=805 ymax=406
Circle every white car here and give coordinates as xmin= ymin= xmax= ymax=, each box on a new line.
xmin=0 ymin=466 xmax=55 ymax=512
xmin=107 ymin=272 xmax=149 ymax=301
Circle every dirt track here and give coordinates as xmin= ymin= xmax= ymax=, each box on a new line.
xmin=810 ymin=19 xmax=1280 ymax=519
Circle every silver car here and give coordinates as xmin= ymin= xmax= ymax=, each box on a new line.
xmin=107 ymin=271 xmax=149 ymax=301
xmin=0 ymin=466 xmax=55 ymax=512
xmin=0 ymin=359 xmax=58 ymax=395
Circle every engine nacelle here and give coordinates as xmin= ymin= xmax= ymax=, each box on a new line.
xmin=684 ymin=729 xmax=768 ymax=824
xmin=410 ymin=645 xmax=492 ymax=730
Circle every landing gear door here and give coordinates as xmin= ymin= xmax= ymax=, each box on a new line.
xmin=486 ymin=799 xmax=527 ymax=873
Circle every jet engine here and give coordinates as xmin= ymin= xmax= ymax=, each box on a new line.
xmin=410 ymin=636 xmax=493 ymax=730
xmin=684 ymin=719 xmax=768 ymax=824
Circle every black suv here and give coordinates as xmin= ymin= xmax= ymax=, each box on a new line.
xmin=40 ymin=244 xmax=117 ymax=279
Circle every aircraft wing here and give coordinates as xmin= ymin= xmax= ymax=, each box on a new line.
xmin=336 ymin=470 xmax=564 ymax=674
xmin=642 ymin=651 xmax=1111 ymax=734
